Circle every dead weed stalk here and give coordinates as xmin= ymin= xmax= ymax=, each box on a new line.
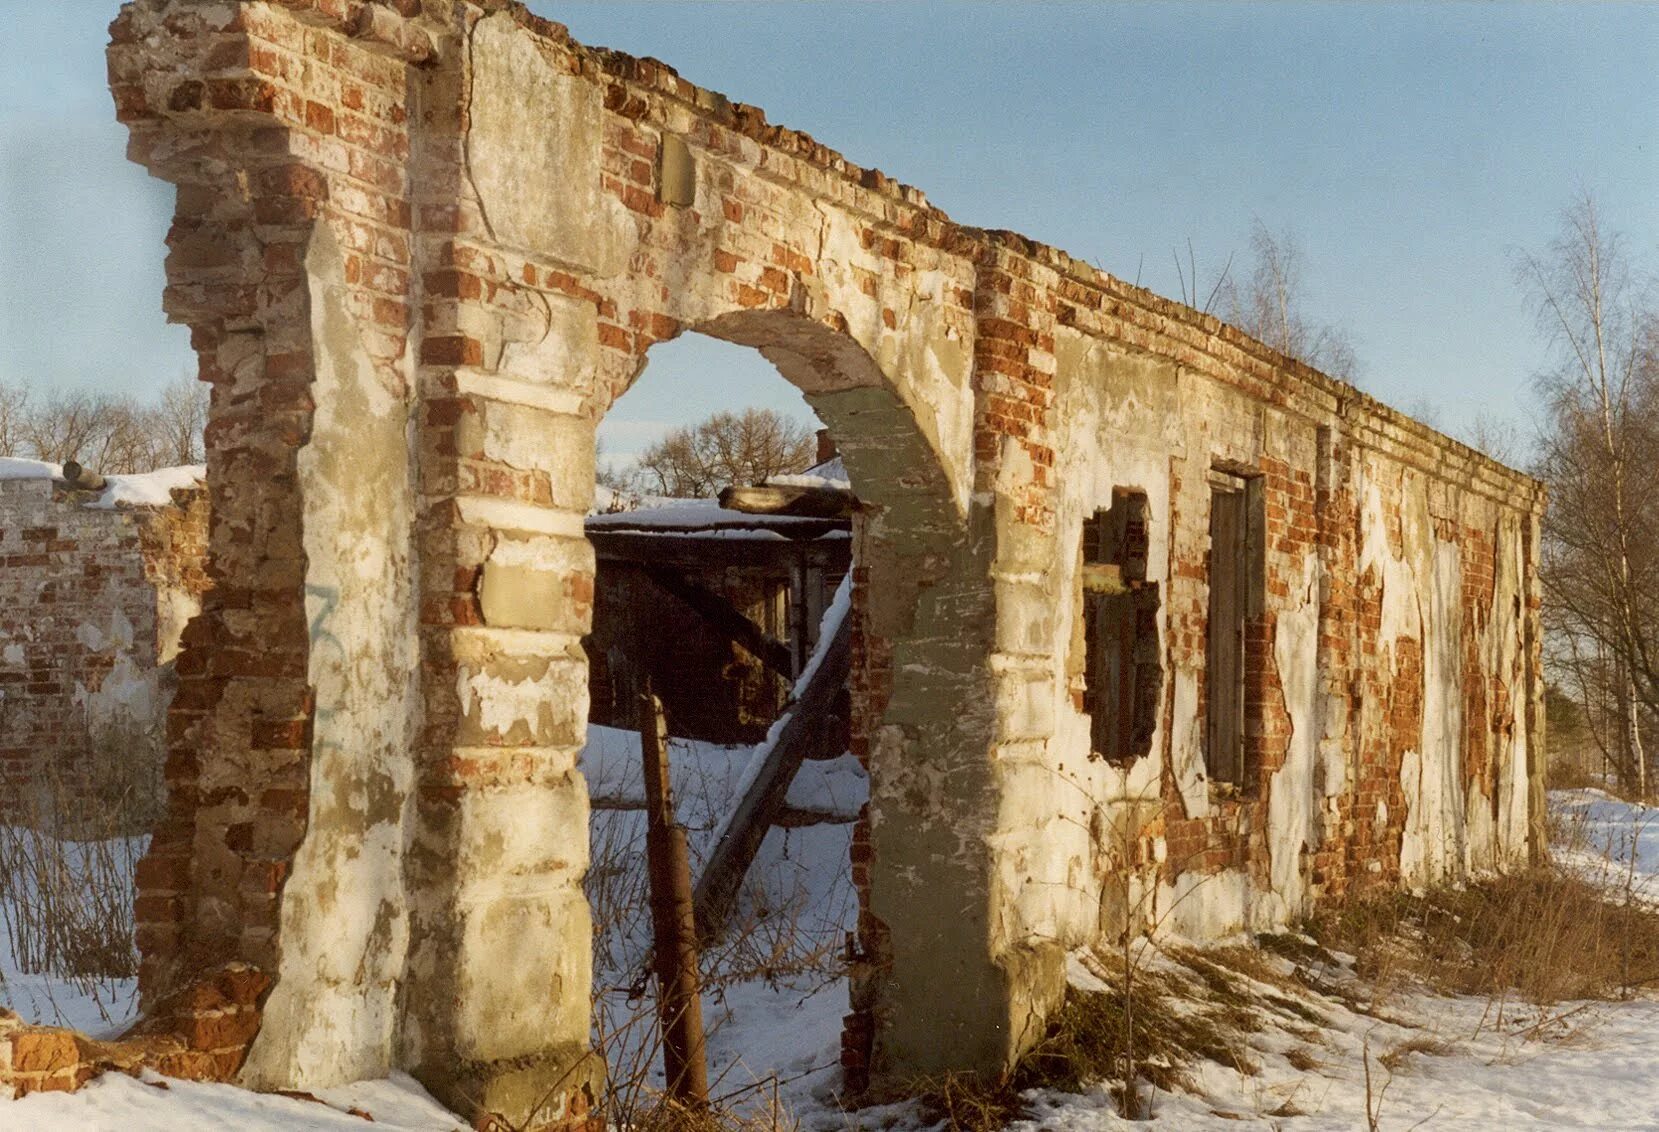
xmin=0 ymin=706 xmax=162 ymax=1023
xmin=1305 ymin=866 xmax=1659 ymax=1006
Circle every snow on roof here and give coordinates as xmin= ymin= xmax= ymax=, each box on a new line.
xmin=0 ymin=458 xmax=205 ymax=510
xmin=586 ymin=494 xmax=844 ymax=536
xmin=93 ymin=465 xmax=207 ymax=510
xmin=765 ymin=454 xmax=849 ymax=491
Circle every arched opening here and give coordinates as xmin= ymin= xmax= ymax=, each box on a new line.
xmin=559 ymin=298 xmax=1003 ymax=1098
xmin=579 ymin=328 xmax=864 ymax=1100
xmin=587 ymin=332 xmax=846 ymax=743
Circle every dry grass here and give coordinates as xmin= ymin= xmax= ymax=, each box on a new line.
xmin=596 ymin=1091 xmax=797 ymax=1132
xmin=0 ymin=709 xmax=162 ymax=1021
xmin=1377 ymin=1034 xmax=1455 ymax=1072
xmin=914 ymin=864 xmax=1659 ymax=1131
xmin=493 ymin=1078 xmax=799 ymax=1132
xmin=1304 ymin=867 xmax=1659 ymax=1004
xmin=584 ymin=735 xmax=848 ymax=1132
xmin=912 ymin=945 xmax=1290 ymax=1127
xmin=1284 ymin=1046 xmax=1323 ymax=1072
xmin=911 ymin=1072 xmax=1027 ymax=1132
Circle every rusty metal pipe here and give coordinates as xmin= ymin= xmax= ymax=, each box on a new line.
xmin=638 ymin=688 xmax=708 ymax=1108
xmin=60 ymin=461 xmax=107 ymax=492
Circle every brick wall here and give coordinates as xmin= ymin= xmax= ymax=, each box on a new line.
xmin=75 ymin=0 xmax=1549 ymax=1120
xmin=0 ymin=469 xmax=209 ymax=829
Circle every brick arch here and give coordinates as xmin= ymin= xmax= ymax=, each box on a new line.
xmin=607 ymin=307 xmax=1002 ymax=1081
xmin=623 ymin=309 xmax=966 ymax=531
xmin=102 ymin=2 xmax=1032 ymax=1118
xmin=87 ymin=0 xmax=1543 ymax=1124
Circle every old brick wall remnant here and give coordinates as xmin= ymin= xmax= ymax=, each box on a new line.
xmin=65 ymin=1 xmax=1547 ymax=1125
xmin=0 ymin=462 xmax=208 ymax=827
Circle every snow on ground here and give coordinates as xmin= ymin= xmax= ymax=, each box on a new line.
xmin=582 ymin=723 xmax=863 ymax=824
xmin=1008 ymin=953 xmax=1659 ymax=1131
xmin=783 ymin=752 xmax=866 ymax=820
xmin=1550 ymin=787 xmax=1659 ymax=891
xmin=584 ymin=719 xmax=858 ymax=1115
xmin=0 ymin=828 xmax=144 ymax=1035
xmin=9 ymin=1069 xmax=467 ymax=1130
xmin=1013 ymin=984 xmax=1659 ymax=1131
xmin=989 ymin=788 xmax=1659 ymax=1132
xmin=0 ymin=908 xmax=138 ymax=1038
xmin=10 ymin=788 xmax=1659 ymax=1129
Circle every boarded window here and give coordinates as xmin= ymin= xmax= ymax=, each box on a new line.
xmin=1206 ymin=468 xmax=1263 ymax=787
xmin=1082 ymin=488 xmax=1162 ymax=763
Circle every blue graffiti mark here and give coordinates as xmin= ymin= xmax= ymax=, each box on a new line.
xmin=305 ymin=582 xmax=345 ymax=661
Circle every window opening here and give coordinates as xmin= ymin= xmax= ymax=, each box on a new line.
xmin=1082 ymin=487 xmax=1162 ymax=763
xmin=1205 ymin=466 xmax=1263 ymax=787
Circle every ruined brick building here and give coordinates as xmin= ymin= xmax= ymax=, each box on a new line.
xmin=584 ymin=446 xmax=852 ymax=743
xmin=0 ymin=461 xmax=208 ymax=828
xmin=0 ymin=0 xmax=1547 ymax=1121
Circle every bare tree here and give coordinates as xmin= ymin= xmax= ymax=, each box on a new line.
xmin=2 ymin=380 xmax=207 ymax=474
xmin=1460 ymin=412 xmax=1524 ymax=465
xmin=1404 ymin=396 xmax=1445 ymax=430
xmin=0 ymin=383 xmax=28 ymax=457
xmin=631 ymin=408 xmax=816 ymax=498
xmin=1217 ymin=219 xmax=1361 ymax=383
xmin=21 ymin=391 xmax=154 ymax=473
xmin=1172 ymin=238 xmax=1234 ymax=315
xmin=150 ymin=376 xmax=208 ymax=466
xmin=1526 ymin=193 xmax=1659 ymax=795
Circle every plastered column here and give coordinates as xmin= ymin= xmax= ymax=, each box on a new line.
xmin=400 ymin=382 xmax=602 ymax=1119
xmin=397 ymin=20 xmax=606 ymax=1106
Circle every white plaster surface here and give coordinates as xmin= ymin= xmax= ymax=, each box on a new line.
xmin=242 ymin=224 xmax=420 ymax=1089
xmin=1265 ymin=554 xmax=1322 ymax=922
xmin=466 ymin=14 xmax=621 ymax=272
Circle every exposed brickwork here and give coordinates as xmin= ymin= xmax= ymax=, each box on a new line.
xmin=0 ymin=472 xmax=208 ymax=826
xmin=1141 ymin=441 xmax=1534 ymax=909
xmin=0 ymin=964 xmax=268 ymax=1099
xmin=57 ymin=0 xmax=1550 ymax=1119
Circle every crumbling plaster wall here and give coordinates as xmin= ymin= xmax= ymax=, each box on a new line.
xmin=98 ymin=0 xmax=1545 ymax=1124
xmin=238 ymin=224 xmax=422 ymax=1087
xmin=995 ymin=325 xmax=1543 ymax=960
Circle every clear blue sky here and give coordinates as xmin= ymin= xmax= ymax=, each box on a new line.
xmin=2 ymin=2 xmax=1655 ymax=463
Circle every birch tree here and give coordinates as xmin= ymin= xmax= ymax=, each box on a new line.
xmin=1218 ymin=220 xmax=1361 ymax=383
xmin=1527 ymin=193 xmax=1659 ymax=795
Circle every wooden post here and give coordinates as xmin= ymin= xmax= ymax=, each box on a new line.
xmin=637 ymin=688 xmax=708 ymax=1107
xmin=788 ymin=551 xmax=808 ymax=677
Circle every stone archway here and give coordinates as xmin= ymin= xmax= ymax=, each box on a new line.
xmin=109 ymin=2 xmax=1037 ymax=1123
xmin=85 ymin=2 xmax=1549 ymax=1125
xmin=684 ymin=310 xmax=1009 ymax=1083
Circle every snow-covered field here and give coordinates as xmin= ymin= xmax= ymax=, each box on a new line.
xmin=7 ymin=790 xmax=1659 ymax=1130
